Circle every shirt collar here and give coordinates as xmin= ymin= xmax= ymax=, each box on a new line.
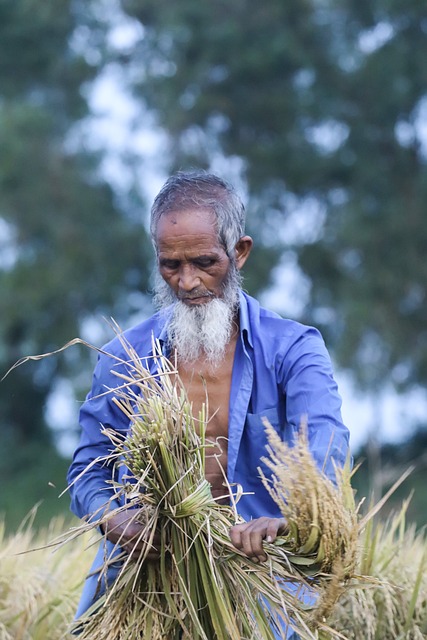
xmin=157 ymin=306 xmax=173 ymax=351
xmin=238 ymin=290 xmax=253 ymax=348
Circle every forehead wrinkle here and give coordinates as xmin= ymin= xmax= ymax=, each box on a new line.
xmin=157 ymin=234 xmax=227 ymax=261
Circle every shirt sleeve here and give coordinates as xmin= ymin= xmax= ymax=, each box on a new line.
xmin=279 ymin=327 xmax=351 ymax=481
xmin=67 ymin=350 xmax=129 ymax=521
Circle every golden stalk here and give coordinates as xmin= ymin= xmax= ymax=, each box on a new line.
xmin=65 ymin=337 xmax=360 ymax=640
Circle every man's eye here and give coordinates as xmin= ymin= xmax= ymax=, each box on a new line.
xmin=160 ymin=261 xmax=179 ymax=270
xmin=194 ymin=258 xmax=215 ymax=268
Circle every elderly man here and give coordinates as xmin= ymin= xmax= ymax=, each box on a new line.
xmin=68 ymin=170 xmax=350 ymax=638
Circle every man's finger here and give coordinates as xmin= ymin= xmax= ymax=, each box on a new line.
xmin=229 ymin=517 xmax=288 ymax=562
xmin=265 ymin=517 xmax=287 ymax=542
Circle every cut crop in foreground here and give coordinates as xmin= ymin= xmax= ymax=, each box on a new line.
xmin=59 ymin=336 xmax=361 ymax=640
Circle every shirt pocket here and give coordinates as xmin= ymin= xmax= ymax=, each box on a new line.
xmin=243 ymin=407 xmax=281 ymax=481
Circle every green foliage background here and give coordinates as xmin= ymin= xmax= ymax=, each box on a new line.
xmin=1 ymin=0 xmax=427 ymax=529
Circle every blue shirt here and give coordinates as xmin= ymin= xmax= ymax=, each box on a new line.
xmin=68 ymin=290 xmax=350 ymax=618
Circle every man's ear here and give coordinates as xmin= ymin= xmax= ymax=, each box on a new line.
xmin=234 ymin=235 xmax=253 ymax=270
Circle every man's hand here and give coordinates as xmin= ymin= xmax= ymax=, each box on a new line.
xmin=229 ymin=517 xmax=287 ymax=563
xmin=103 ymin=510 xmax=161 ymax=561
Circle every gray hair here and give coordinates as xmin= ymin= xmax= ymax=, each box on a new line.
xmin=150 ymin=170 xmax=246 ymax=256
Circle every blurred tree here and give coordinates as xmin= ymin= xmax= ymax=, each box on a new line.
xmin=0 ymin=0 xmax=152 ymax=520
xmin=120 ymin=0 xmax=427 ymax=393
xmin=3 ymin=0 xmax=427 ymax=524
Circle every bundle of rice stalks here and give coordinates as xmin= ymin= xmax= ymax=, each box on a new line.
xmin=325 ymin=498 xmax=427 ymax=640
xmin=259 ymin=420 xmax=359 ymax=627
xmin=60 ymin=336 xmax=359 ymax=640
xmin=0 ymin=513 xmax=92 ymax=640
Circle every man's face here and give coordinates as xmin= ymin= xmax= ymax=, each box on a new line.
xmin=156 ymin=208 xmax=232 ymax=305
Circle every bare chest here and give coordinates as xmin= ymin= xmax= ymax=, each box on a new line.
xmin=177 ymin=352 xmax=234 ymax=439
xmin=177 ymin=344 xmax=236 ymax=501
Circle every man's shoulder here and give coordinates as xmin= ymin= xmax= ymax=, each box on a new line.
xmin=259 ymin=307 xmax=311 ymax=339
xmin=243 ymin=293 xmax=330 ymax=367
xmin=243 ymin=292 xmax=317 ymax=341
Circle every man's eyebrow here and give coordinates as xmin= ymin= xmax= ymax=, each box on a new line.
xmin=159 ymin=257 xmax=180 ymax=265
xmin=160 ymin=253 xmax=218 ymax=261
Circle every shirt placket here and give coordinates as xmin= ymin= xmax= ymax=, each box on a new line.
xmin=227 ymin=336 xmax=253 ymax=483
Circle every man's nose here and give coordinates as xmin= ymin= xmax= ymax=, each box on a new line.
xmin=178 ymin=264 xmax=200 ymax=291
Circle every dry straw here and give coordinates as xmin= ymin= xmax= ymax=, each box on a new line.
xmin=4 ymin=333 xmax=426 ymax=638
xmin=47 ymin=334 xmax=360 ymax=640
xmin=0 ymin=512 xmax=92 ymax=640
xmin=326 ymin=497 xmax=427 ymax=639
xmin=2 ymin=496 xmax=425 ymax=638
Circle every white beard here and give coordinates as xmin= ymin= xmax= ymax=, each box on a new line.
xmin=167 ymin=298 xmax=234 ymax=367
xmin=153 ymin=266 xmax=241 ymax=368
